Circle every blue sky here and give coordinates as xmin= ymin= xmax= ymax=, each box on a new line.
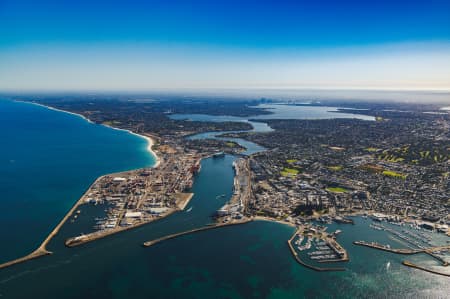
xmin=0 ymin=0 xmax=449 ymax=91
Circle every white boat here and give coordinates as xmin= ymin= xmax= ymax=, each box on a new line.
xmin=186 ymin=207 xmax=193 ymax=212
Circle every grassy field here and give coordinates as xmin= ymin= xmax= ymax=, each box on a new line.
xmin=327 ymin=165 xmax=343 ymax=171
xmin=326 ymin=187 xmax=348 ymax=193
xmin=281 ymin=167 xmax=299 ymax=177
xmin=382 ymin=170 xmax=407 ymax=179
xmin=102 ymin=120 xmax=122 ymax=126
xmin=376 ymin=143 xmax=448 ymax=165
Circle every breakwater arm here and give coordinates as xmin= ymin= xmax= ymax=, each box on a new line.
xmin=143 ymin=219 xmax=252 ymax=247
xmin=0 ymin=176 xmax=104 ymax=270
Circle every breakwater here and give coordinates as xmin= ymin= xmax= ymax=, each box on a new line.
xmin=402 ymin=261 xmax=450 ymax=277
xmin=0 ymin=175 xmax=104 ymax=269
xmin=143 ymin=219 xmax=253 ymax=247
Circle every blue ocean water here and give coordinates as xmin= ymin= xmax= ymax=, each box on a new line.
xmin=0 ymin=99 xmax=155 ymax=262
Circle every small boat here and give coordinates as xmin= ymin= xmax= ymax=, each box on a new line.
xmin=186 ymin=207 xmax=193 ymax=212
xmin=216 ymin=194 xmax=226 ymax=199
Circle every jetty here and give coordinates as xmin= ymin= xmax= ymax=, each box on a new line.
xmin=143 ymin=219 xmax=252 ymax=247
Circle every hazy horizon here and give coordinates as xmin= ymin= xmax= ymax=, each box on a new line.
xmin=1 ymin=1 xmax=449 ymax=95
xmin=2 ymin=88 xmax=450 ymax=105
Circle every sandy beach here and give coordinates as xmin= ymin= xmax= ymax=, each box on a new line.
xmin=20 ymin=100 xmax=95 ymax=124
xmin=253 ymin=216 xmax=297 ymax=228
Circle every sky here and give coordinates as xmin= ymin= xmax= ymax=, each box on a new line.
xmin=0 ymin=0 xmax=449 ymax=92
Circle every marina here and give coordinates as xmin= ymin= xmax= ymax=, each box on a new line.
xmin=287 ymin=223 xmax=349 ymax=271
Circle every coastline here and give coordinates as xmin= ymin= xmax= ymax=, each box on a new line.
xmin=18 ymin=100 xmax=95 ymax=124
xmin=0 ymin=100 xmax=163 ymax=269
xmin=101 ymin=123 xmax=161 ymax=168
xmin=17 ymin=100 xmax=160 ymax=168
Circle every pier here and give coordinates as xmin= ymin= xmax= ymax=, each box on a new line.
xmin=176 ymin=193 xmax=194 ymax=210
xmin=143 ymin=219 xmax=252 ymax=247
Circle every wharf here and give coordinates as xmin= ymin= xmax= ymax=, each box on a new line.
xmin=176 ymin=192 xmax=194 ymax=210
xmin=65 ymin=190 xmax=195 ymax=248
xmin=65 ymin=208 xmax=178 ymax=247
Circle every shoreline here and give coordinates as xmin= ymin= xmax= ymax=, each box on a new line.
xmin=17 ymin=100 xmax=94 ymax=124
xmin=253 ymin=216 xmax=297 ymax=228
xmin=0 ymin=100 xmax=162 ymax=269
xmin=101 ymin=123 xmax=161 ymax=168
xmin=17 ymin=100 xmax=160 ymax=168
